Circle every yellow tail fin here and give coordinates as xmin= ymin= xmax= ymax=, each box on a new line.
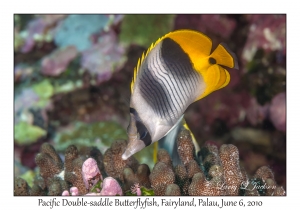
xmin=210 ymin=43 xmax=239 ymax=69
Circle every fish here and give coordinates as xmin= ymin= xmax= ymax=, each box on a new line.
xmin=121 ymin=29 xmax=238 ymax=161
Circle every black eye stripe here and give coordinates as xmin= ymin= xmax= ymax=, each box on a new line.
xmin=141 ymin=131 xmax=151 ymax=146
xmin=129 ymin=107 xmax=136 ymax=114
xmin=129 ymin=107 xmax=141 ymax=121
xmin=136 ymin=121 xmax=147 ymax=136
xmin=129 ymin=107 xmax=152 ymax=146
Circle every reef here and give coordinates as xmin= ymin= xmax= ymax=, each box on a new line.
xmin=14 ymin=128 xmax=285 ymax=196
xmin=14 ymin=14 xmax=286 ymax=197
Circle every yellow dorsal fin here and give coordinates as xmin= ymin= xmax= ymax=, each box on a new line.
xmin=130 ymin=36 xmax=164 ymax=93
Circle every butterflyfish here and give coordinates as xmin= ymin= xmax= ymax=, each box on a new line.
xmin=122 ymin=29 xmax=238 ymax=161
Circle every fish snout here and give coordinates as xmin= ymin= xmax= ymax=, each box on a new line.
xmin=122 ymin=136 xmax=146 ymax=160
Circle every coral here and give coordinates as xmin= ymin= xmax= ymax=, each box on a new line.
xmin=30 ymin=175 xmax=47 ymax=195
xmin=17 ymin=15 xmax=66 ymax=53
xmin=14 ymin=176 xmax=48 ymax=196
xmin=189 ymin=143 xmax=225 ymax=196
xmin=165 ymin=184 xmax=181 ymax=196
xmin=70 ymin=187 xmax=79 ymax=196
xmin=243 ymin=181 xmax=260 ymax=196
xmin=131 ymin=183 xmax=141 ymax=196
xmin=14 ymin=64 xmax=34 ymax=83
xmin=174 ymin=14 xmax=236 ymax=40
xmin=35 ymin=143 xmax=63 ymax=185
xmin=188 ymin=143 xmax=227 ymax=196
xmin=274 ymin=186 xmax=286 ymax=196
xmin=80 ymin=147 xmax=105 ymax=176
xmin=136 ymin=164 xmax=151 ymax=188
xmin=242 ymin=14 xmax=286 ymax=63
xmin=255 ymin=166 xmax=275 ymax=183
xmin=120 ymin=15 xmax=175 ymax=48
xmin=64 ymin=145 xmax=78 ymax=172
xmin=80 ymin=30 xmax=126 ymax=84
xmin=219 ymin=144 xmax=244 ymax=195
xmin=122 ymin=164 xmax=151 ymax=192
xmin=186 ymin=160 xmax=202 ymax=181
xmin=246 ymin=92 xmax=286 ymax=132
xmin=122 ymin=167 xmax=138 ymax=192
xmin=63 ymin=148 xmax=87 ymax=195
xmin=62 ymin=190 xmax=70 ymax=196
xmin=14 ymin=121 xmax=46 ymax=145
xmin=188 ymin=169 xmax=225 ymax=196
xmin=199 ymin=143 xmax=221 ymax=173
xmin=253 ymin=166 xmax=286 ymax=196
xmin=41 ymin=46 xmax=78 ymax=76
xmin=62 ymin=186 xmax=79 ymax=196
xmin=177 ymin=130 xmax=195 ymax=166
xmin=32 ymin=79 xmax=54 ymax=100
xmin=54 ymin=121 xmax=128 ymax=153
xmin=14 ymin=177 xmax=31 ymax=196
xmin=199 ymin=15 xmax=236 ymax=39
xmin=82 ymin=158 xmax=103 ymax=190
xmin=246 ymin=97 xmax=269 ymax=126
xmin=86 ymin=177 xmax=123 ymax=196
xmin=174 ymin=165 xmax=189 ymax=195
xmin=149 ymin=162 xmax=175 ymax=196
xmin=269 ymin=92 xmax=286 ymax=132
xmin=14 ymin=88 xmax=39 ymax=114
xmin=47 ymin=177 xmax=68 ymax=196
xmin=100 ymin=177 xmax=123 ymax=196
xmin=14 ymin=14 xmax=286 ymax=197
xmin=157 ymin=149 xmax=173 ymax=167
xmin=188 ymin=172 xmax=209 ymax=196
xmin=30 ymin=184 xmax=46 ymax=196
xmin=18 ymin=142 xmax=113 ymax=196
xmin=103 ymin=140 xmax=139 ymax=181
xmin=15 ymin=135 xmax=286 ymax=196
xmin=207 ymin=165 xmax=226 ymax=195
xmin=54 ymin=15 xmax=109 ymax=51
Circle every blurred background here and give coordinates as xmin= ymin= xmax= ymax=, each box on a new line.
xmin=14 ymin=14 xmax=286 ymax=189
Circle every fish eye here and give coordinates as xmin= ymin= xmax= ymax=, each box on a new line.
xmin=136 ymin=121 xmax=148 ymax=139
xmin=140 ymin=130 xmax=148 ymax=139
xmin=209 ymin=57 xmax=217 ymax=64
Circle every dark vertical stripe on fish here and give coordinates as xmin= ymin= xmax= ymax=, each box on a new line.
xmin=160 ymin=38 xmax=200 ymax=103
xmin=165 ymin=62 xmax=190 ymax=102
xmin=142 ymin=66 xmax=172 ymax=120
xmin=140 ymin=67 xmax=165 ymax=118
xmin=148 ymin=56 xmax=176 ymax=120
xmin=162 ymin=61 xmax=187 ymax=106
xmin=156 ymin=47 xmax=185 ymax=111
xmin=153 ymin=50 xmax=182 ymax=116
xmin=138 ymin=38 xmax=201 ymax=124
